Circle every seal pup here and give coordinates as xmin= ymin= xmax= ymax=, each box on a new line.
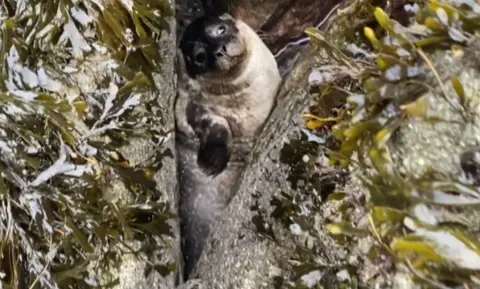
xmin=175 ymin=13 xmax=282 ymax=279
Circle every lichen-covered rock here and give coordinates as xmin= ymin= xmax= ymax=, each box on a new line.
xmin=114 ymin=15 xmax=181 ymax=289
xmin=176 ymin=278 xmax=206 ymax=289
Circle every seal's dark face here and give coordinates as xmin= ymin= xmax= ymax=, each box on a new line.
xmin=180 ymin=14 xmax=245 ymax=79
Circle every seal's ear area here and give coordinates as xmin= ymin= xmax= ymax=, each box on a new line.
xmin=178 ymin=16 xmax=208 ymax=53
xmin=178 ymin=41 xmax=198 ymax=79
xmin=179 ymin=17 xmax=209 ymax=79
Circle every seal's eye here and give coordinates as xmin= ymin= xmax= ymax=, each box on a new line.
xmin=216 ymin=25 xmax=226 ymax=36
xmin=194 ymin=51 xmax=206 ymax=65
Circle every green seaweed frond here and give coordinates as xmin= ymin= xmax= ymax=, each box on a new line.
xmin=305 ymin=0 xmax=480 ymax=287
xmin=0 ymin=0 xmax=173 ymax=288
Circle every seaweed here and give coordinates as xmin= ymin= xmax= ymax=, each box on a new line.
xmin=304 ymin=0 xmax=480 ymax=287
xmin=0 ymin=0 xmax=173 ymax=288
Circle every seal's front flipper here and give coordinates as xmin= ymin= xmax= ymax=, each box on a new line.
xmin=197 ymin=122 xmax=231 ymax=176
xmin=186 ymin=101 xmax=232 ymax=176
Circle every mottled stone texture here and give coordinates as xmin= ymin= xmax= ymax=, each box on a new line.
xmin=112 ymin=5 xmax=182 ymax=289
xmin=390 ymin=44 xmax=480 ymax=180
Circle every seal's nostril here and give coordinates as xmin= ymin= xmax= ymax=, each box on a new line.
xmin=215 ymin=46 xmax=227 ymax=58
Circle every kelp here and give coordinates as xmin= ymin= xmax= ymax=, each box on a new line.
xmin=303 ymin=0 xmax=480 ymax=288
xmin=0 ymin=0 xmax=172 ymax=288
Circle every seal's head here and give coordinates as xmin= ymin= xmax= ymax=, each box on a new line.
xmin=179 ymin=14 xmax=247 ymax=79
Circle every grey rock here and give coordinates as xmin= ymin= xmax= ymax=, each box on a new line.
xmin=176 ymin=279 xmax=206 ymax=289
xmin=390 ymin=44 xmax=480 ymax=181
xmin=112 ymin=5 xmax=182 ymax=289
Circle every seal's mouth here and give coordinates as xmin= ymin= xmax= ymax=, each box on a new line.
xmin=216 ymin=35 xmax=245 ymax=57
xmin=212 ymin=45 xmax=231 ymax=72
xmin=212 ymin=36 xmax=246 ymax=73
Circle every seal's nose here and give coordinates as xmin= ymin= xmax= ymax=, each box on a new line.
xmin=214 ymin=45 xmax=227 ymax=58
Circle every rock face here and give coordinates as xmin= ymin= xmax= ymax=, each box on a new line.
xmin=114 ymin=15 xmax=182 ymax=289
xmin=390 ymin=45 xmax=480 ymax=180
